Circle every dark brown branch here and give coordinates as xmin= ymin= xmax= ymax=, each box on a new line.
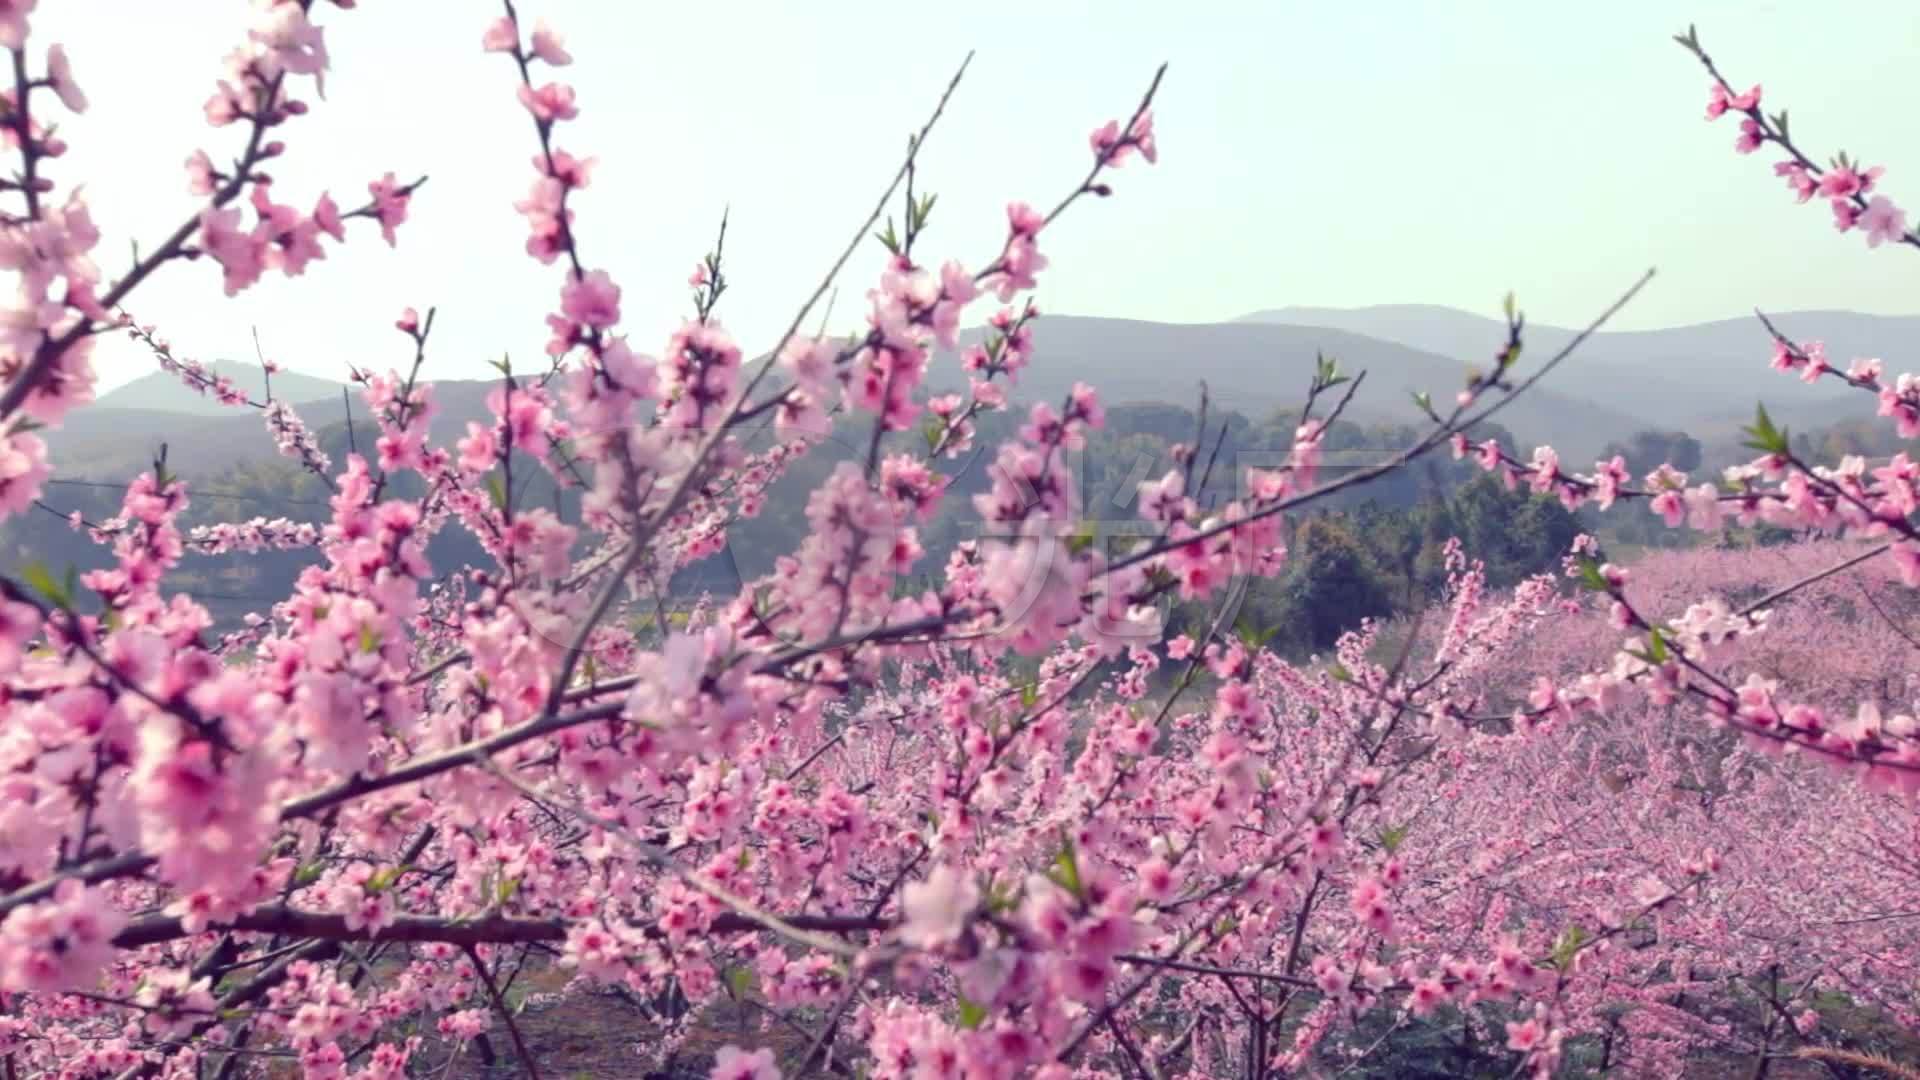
xmin=114 ymin=905 xmax=891 ymax=951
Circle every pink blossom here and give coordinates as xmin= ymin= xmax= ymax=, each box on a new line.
xmin=249 ymin=0 xmax=330 ymax=95
xmin=1506 ymin=1018 xmax=1544 ymax=1052
xmin=518 ymin=82 xmax=579 ymax=123
xmin=1006 ymin=201 xmax=1044 ymax=237
xmin=711 ymin=1046 xmax=780 ymax=1080
xmin=436 ymin=1008 xmax=491 ymax=1041
xmin=199 ymin=207 xmax=266 ymax=296
xmin=529 ymin=20 xmax=571 ymax=65
xmin=368 ymin=171 xmax=411 ymax=246
xmin=135 ymin=968 xmax=216 ymax=1039
xmin=312 ymin=191 xmax=344 ymax=241
xmin=899 ymin=865 xmax=978 ymax=950
xmin=184 ymin=149 xmax=218 ymax=196
xmin=1409 ymin=977 xmax=1448 ymax=1017
xmin=0 ymin=432 xmax=50 ymax=520
xmin=480 ymin=15 xmax=517 ymax=53
xmin=0 ymin=880 xmax=124 ymax=992
xmin=44 ymin=44 xmax=86 ymax=113
xmin=0 ymin=0 xmax=31 ymax=50
xmin=541 ymin=148 xmax=595 ymax=188
xmin=1705 ymin=82 xmax=1729 ymax=119
xmin=1683 ymin=484 xmax=1724 ymax=531
xmin=0 ymin=597 xmax=37 ymax=672
xmin=1859 ymin=196 xmax=1907 ymax=247
xmin=1090 ymin=109 xmax=1156 ymax=166
xmin=1817 ymin=164 xmax=1882 ymax=198
xmin=561 ymin=269 xmax=622 ymax=329
xmin=1772 ymin=161 xmax=1815 ymax=203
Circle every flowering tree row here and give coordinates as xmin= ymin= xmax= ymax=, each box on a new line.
xmin=0 ymin=4 xmax=1915 ymax=1078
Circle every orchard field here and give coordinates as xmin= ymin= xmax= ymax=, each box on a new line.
xmin=0 ymin=4 xmax=1918 ymax=1078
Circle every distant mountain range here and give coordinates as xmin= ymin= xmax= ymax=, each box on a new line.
xmin=936 ymin=315 xmax=1638 ymax=459
xmin=69 ymin=307 xmax=1911 ymax=480
xmin=1238 ymin=304 xmax=1915 ymax=431
xmin=55 ymin=377 xmax=499 ymax=478
xmin=96 ymin=359 xmax=343 ymax=416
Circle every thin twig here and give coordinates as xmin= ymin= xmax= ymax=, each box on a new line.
xmin=464 ymin=944 xmax=543 ymax=1080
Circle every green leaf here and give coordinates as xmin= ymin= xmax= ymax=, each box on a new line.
xmin=1550 ymin=924 xmax=1590 ymax=971
xmin=1502 ymin=291 xmax=1517 ymax=323
xmin=915 ymin=193 xmax=938 ymax=232
xmin=359 ymin=624 xmax=380 ymax=653
xmin=486 ymin=471 xmax=508 ymax=511
xmin=294 ymin=862 xmax=324 ymax=887
xmin=1575 ymin=556 xmax=1611 ymax=593
xmin=1019 ymin=679 xmax=1039 ymax=710
xmin=366 ymin=866 xmax=404 ymax=894
xmin=1327 ymin=662 xmax=1352 ymax=683
xmin=726 ymin=966 xmax=755 ymax=998
xmin=20 ymin=561 xmax=70 ymax=608
xmin=922 ymin=413 xmax=945 ymax=453
xmin=496 ymin=876 xmax=520 ymax=905
xmin=1049 ymin=836 xmax=1084 ymax=900
xmin=1234 ymin=617 xmax=1280 ymax=649
xmin=1065 ymin=520 xmax=1098 ymax=556
xmin=1647 ymin=626 xmax=1670 ymax=665
xmin=1378 ymin=823 xmax=1410 ymax=854
xmin=736 ymin=847 xmax=752 ymax=870
xmin=1740 ymin=402 xmax=1789 ymax=456
xmin=1313 ymin=353 xmax=1348 ymax=390
xmin=955 ymin=996 xmax=987 ymax=1030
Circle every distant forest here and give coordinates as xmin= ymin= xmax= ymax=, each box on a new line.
xmin=13 ymin=385 xmax=1901 ymax=660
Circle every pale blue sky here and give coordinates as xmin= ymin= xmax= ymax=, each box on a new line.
xmin=34 ymin=2 xmax=1920 ymax=392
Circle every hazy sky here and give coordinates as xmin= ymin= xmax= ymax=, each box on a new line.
xmin=33 ymin=2 xmax=1920 ymax=393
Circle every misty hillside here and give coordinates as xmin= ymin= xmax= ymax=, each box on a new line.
xmin=95 ymin=359 xmax=345 ymax=416
xmin=71 ymin=307 xmax=1911 ymax=479
xmin=1239 ymin=304 xmax=1915 ymax=431
xmin=51 ymin=379 xmax=499 ymax=478
xmin=941 ymin=315 xmax=1637 ymax=459
xmin=73 ymin=315 xmax=1639 ymax=475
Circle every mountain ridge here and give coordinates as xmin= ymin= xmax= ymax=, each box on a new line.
xmin=1237 ymin=304 xmax=1918 ymax=428
xmin=73 ymin=307 xmax=1914 ymax=475
xmin=94 ymin=359 xmax=345 ymax=416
